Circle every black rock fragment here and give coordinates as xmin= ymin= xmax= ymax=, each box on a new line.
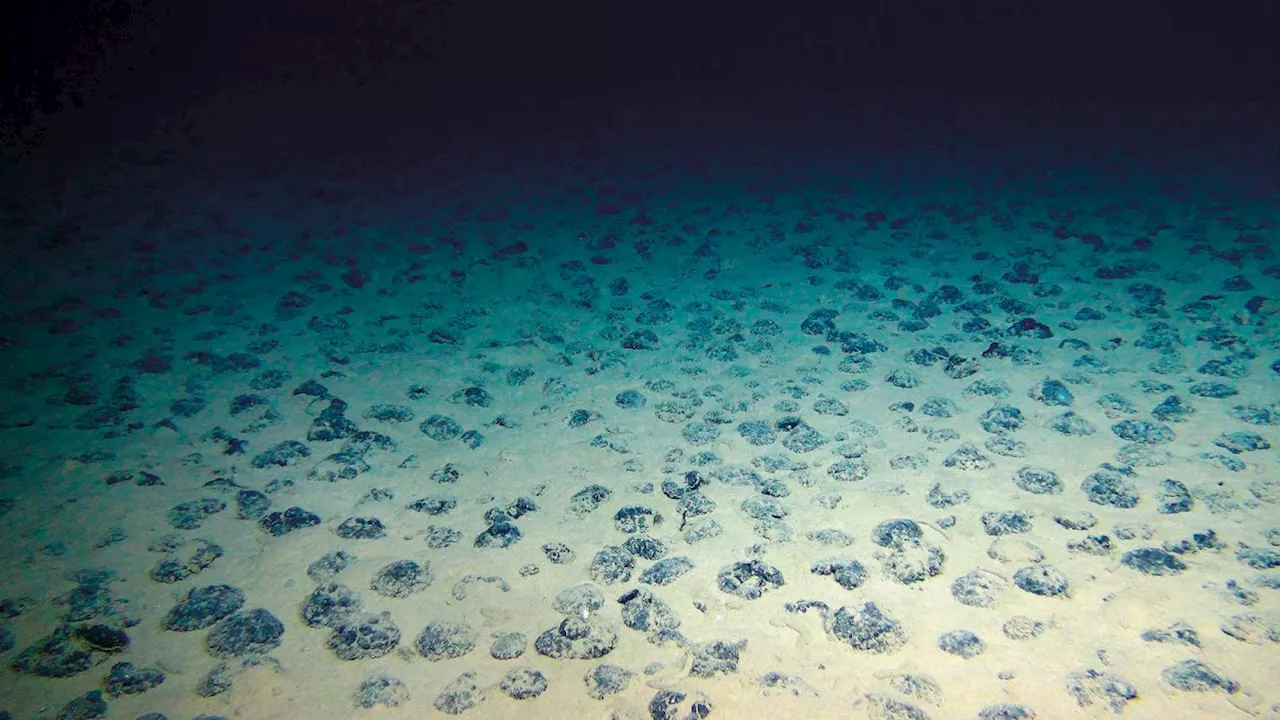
xmin=1152 ymin=395 xmax=1195 ymax=423
xmin=407 ymin=496 xmax=456 ymax=515
xmin=150 ymin=538 xmax=223 ymax=583
xmin=1162 ymin=659 xmax=1239 ymax=693
xmin=810 ymin=558 xmax=868 ymax=590
xmin=534 ymin=616 xmax=618 ymax=660
xmin=300 ymin=583 xmax=362 ymax=628
xmin=625 ymin=535 xmax=668 ymax=561
xmin=938 ymin=629 xmax=986 ymax=658
xmin=196 ymin=663 xmax=233 ymax=697
xmin=1008 ymin=317 xmax=1053 ymax=338
xmin=235 ymin=490 xmax=271 ymax=520
xmin=426 ymin=526 xmax=462 ymax=548
xmin=1111 ymin=419 xmax=1175 ymax=444
xmin=1234 ymin=546 xmax=1280 ymax=570
xmin=690 ymin=639 xmax=745 ymax=678
xmin=415 ymin=621 xmax=477 ymax=661
xmin=356 ymin=673 xmax=410 ymax=708
xmin=1065 ymin=669 xmax=1138 ymax=714
xmin=259 ymin=507 xmax=320 ymax=536
xmin=982 ymin=511 xmax=1032 ymax=535
xmin=11 ymin=624 xmax=117 ymax=678
xmin=370 ymin=560 xmax=433 ymax=598
xmin=590 ymin=546 xmax=636 ymax=584
xmin=951 ymin=570 xmax=1005 ymax=608
xmin=433 ymin=671 xmax=485 ymax=715
xmin=1030 ymin=378 xmax=1073 ymax=406
xmin=327 ymin=611 xmax=401 ymax=660
xmin=205 ymin=608 xmax=284 ymax=658
xmin=474 ymin=521 xmax=522 ymax=548
xmin=584 ymin=663 xmax=633 ymax=699
xmin=882 ymin=541 xmax=947 ymax=584
xmin=420 ymin=414 xmax=463 ymax=441
xmin=639 ymin=557 xmax=694 ymax=586
xmin=308 ymin=399 xmax=358 ymax=442
xmin=1156 ymin=479 xmax=1192 ymax=514
xmin=1081 ymin=468 xmax=1139 ymax=509
xmin=858 ymin=694 xmax=927 ymax=720
xmin=1120 ymin=548 xmax=1188 ymax=576
xmin=554 ymin=585 xmax=605 ymax=617
xmin=1214 ymin=430 xmax=1271 ymax=454
xmin=489 ymin=631 xmax=527 ymax=660
xmin=164 ymin=585 xmax=245 ymax=631
xmin=616 ymin=390 xmax=647 ymax=408
xmin=1002 ymin=616 xmax=1047 ymax=640
xmin=801 ymin=309 xmax=839 ymax=336
xmin=334 ymin=516 xmax=386 ymax=540
xmin=871 ymin=519 xmax=923 ymax=549
xmin=568 ymin=484 xmax=613 ymax=515
xmin=251 ymin=440 xmax=310 ymax=468
xmin=167 ymin=498 xmax=227 ymax=530
xmin=103 ymin=661 xmax=166 ymax=696
xmin=716 ymin=560 xmax=784 ymax=599
xmin=1013 ymin=466 xmax=1061 ymax=495
xmin=737 ymin=420 xmax=777 ymax=446
xmin=364 ymin=404 xmax=415 ymax=423
xmin=307 ymin=551 xmax=355 ymax=583
xmin=1012 ymin=565 xmax=1071 ymax=597
xmin=54 ymin=690 xmax=108 ymax=720
xmin=614 ymin=506 xmax=662 ymax=534
xmin=500 ymin=667 xmax=549 ymax=700
xmin=825 ymin=602 xmax=908 ymax=654
xmin=1141 ymin=621 xmax=1201 ymax=647
xmin=542 ymin=542 xmax=575 ymax=564
xmin=978 ymin=703 xmax=1038 ymax=719
xmin=648 ymin=688 xmax=713 ymax=720
xmin=617 ymin=588 xmax=681 ymax=636
xmin=943 ymin=443 xmax=994 ymax=470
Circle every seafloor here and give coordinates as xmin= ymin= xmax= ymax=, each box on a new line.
xmin=0 ymin=97 xmax=1277 ymax=720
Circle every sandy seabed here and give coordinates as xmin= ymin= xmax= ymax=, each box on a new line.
xmin=0 ymin=102 xmax=1278 ymax=720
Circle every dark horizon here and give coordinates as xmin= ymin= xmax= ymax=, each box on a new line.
xmin=4 ymin=0 xmax=1279 ymax=154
